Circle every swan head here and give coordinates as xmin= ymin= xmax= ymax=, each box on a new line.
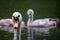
xmin=27 ymin=9 xmax=34 ymax=19
xmin=12 ymin=12 xmax=22 ymax=29
xmin=27 ymin=9 xmax=34 ymax=16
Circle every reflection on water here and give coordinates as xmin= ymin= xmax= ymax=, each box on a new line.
xmin=0 ymin=26 xmax=60 ymax=40
xmin=0 ymin=26 xmax=14 ymax=33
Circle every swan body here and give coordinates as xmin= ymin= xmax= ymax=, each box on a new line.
xmin=0 ymin=19 xmax=13 ymax=26
xmin=0 ymin=19 xmax=13 ymax=32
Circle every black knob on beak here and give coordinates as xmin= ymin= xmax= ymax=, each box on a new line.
xmin=14 ymin=27 xmax=18 ymax=29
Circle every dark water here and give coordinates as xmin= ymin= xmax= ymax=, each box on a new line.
xmin=0 ymin=24 xmax=60 ymax=40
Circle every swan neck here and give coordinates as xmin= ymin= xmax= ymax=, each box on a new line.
xmin=28 ymin=15 xmax=33 ymax=22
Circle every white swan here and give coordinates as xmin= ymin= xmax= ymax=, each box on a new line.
xmin=27 ymin=9 xmax=57 ymax=28
xmin=0 ymin=19 xmax=13 ymax=32
xmin=12 ymin=12 xmax=22 ymax=40
xmin=0 ymin=19 xmax=13 ymax=27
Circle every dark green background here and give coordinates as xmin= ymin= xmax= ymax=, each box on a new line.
xmin=0 ymin=0 xmax=60 ymax=22
xmin=0 ymin=0 xmax=60 ymax=40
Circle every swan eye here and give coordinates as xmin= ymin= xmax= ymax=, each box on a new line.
xmin=30 ymin=12 xmax=32 ymax=14
xmin=13 ymin=16 xmax=15 ymax=19
xmin=18 ymin=15 xmax=20 ymax=18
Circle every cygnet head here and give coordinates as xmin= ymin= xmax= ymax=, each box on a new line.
xmin=12 ymin=12 xmax=22 ymax=29
xmin=27 ymin=9 xmax=34 ymax=16
xmin=27 ymin=9 xmax=34 ymax=20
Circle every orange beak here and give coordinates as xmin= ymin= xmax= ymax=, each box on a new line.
xmin=13 ymin=20 xmax=18 ymax=29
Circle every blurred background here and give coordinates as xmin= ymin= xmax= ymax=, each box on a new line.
xmin=0 ymin=0 xmax=60 ymax=40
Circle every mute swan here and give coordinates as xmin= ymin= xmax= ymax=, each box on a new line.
xmin=0 ymin=19 xmax=13 ymax=32
xmin=12 ymin=12 xmax=22 ymax=40
xmin=0 ymin=19 xmax=13 ymax=27
xmin=27 ymin=9 xmax=56 ymax=30
xmin=27 ymin=9 xmax=57 ymax=40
